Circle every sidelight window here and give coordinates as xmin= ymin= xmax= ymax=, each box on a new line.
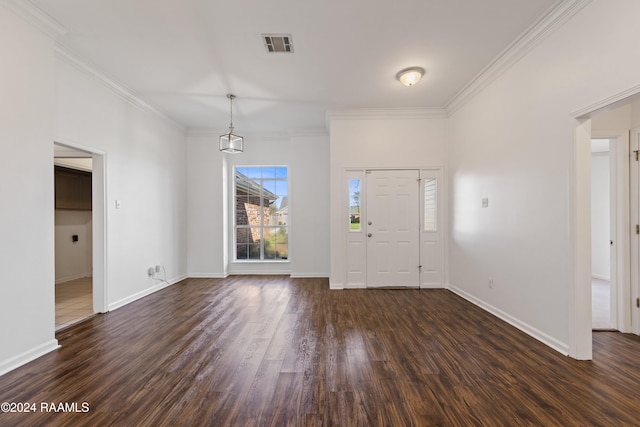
xmin=349 ymin=179 xmax=361 ymax=231
xmin=424 ymin=178 xmax=437 ymax=232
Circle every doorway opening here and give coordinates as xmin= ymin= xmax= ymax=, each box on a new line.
xmin=573 ymin=94 xmax=639 ymax=359
xmin=53 ymin=142 xmax=107 ymax=330
xmin=590 ymin=138 xmax=616 ymax=330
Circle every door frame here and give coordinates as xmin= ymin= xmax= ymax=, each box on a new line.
xmin=591 ymin=130 xmax=631 ymax=333
xmin=54 ymin=139 xmax=108 ymax=314
xmin=630 ymin=127 xmax=640 ymax=335
xmin=343 ymin=166 xmax=446 ymax=289
xmin=572 ymin=89 xmax=640 ymax=360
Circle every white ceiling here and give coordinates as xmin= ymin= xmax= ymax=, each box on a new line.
xmin=32 ymin=0 xmax=558 ymax=133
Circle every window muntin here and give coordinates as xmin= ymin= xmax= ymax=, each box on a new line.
xmin=235 ymin=166 xmax=288 ymax=261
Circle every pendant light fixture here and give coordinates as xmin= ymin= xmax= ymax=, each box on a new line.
xmin=219 ymin=94 xmax=244 ymax=153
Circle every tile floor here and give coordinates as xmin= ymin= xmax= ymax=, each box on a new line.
xmin=55 ymin=277 xmax=93 ymax=330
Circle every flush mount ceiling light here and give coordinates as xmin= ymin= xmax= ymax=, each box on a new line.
xmin=396 ymin=67 xmax=425 ymax=86
xmin=219 ymin=94 xmax=244 ymax=153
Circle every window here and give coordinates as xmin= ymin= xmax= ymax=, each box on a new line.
xmin=424 ymin=178 xmax=437 ymax=232
xmin=235 ymin=166 xmax=288 ymax=261
xmin=349 ymin=178 xmax=361 ymax=231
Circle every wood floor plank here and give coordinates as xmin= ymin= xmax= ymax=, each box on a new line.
xmin=1 ymin=276 xmax=639 ymax=426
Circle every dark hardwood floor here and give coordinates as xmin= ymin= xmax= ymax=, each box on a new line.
xmin=1 ymin=276 xmax=639 ymax=426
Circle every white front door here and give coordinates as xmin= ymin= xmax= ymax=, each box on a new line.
xmin=366 ymin=170 xmax=420 ymax=288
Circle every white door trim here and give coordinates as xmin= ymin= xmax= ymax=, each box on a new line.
xmin=572 ymin=99 xmax=640 ymax=359
xmin=592 ymin=130 xmax=631 ymax=333
xmin=343 ymin=166 xmax=446 ymax=290
xmin=630 ymin=127 xmax=640 ymax=335
xmin=54 ymin=138 xmax=108 ymax=314
xmin=570 ymin=117 xmax=593 ymax=360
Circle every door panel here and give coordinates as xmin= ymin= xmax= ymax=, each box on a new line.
xmin=366 ymin=170 xmax=420 ymax=288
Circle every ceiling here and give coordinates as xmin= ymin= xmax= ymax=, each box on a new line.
xmin=31 ymin=0 xmax=558 ymax=134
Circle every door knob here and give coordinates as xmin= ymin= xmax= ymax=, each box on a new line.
xmin=368 ymin=233 xmax=372 ymax=237
xmin=368 ymin=221 xmax=372 ymax=225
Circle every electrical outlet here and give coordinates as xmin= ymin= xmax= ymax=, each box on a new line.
xmin=488 ymin=278 xmax=494 ymax=289
xmin=147 ymin=267 xmax=155 ymax=277
xmin=155 ymin=265 xmax=161 ymax=273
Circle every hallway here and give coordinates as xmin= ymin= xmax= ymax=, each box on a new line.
xmin=55 ymin=277 xmax=93 ymax=330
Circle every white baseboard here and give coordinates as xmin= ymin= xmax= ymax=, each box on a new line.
xmin=227 ymin=269 xmax=292 ymax=275
xmin=345 ymin=283 xmax=367 ymax=289
xmin=55 ymin=272 xmax=92 ymax=284
xmin=447 ymin=283 xmax=570 ymax=356
xmin=108 ymin=274 xmax=187 ymax=311
xmin=188 ymin=272 xmax=331 ymax=279
xmin=420 ymin=283 xmax=445 ymax=289
xmin=188 ymin=273 xmax=229 ymax=279
xmin=329 ymin=281 xmax=344 ymax=290
xmin=290 ymin=273 xmax=330 ymax=278
xmin=0 ymin=339 xmax=60 ymax=377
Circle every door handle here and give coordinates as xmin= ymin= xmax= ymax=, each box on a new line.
xmin=368 ymin=233 xmax=372 ymax=237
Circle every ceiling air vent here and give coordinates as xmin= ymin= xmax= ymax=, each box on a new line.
xmin=262 ymin=34 xmax=293 ymax=53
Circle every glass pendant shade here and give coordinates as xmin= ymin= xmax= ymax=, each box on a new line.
xmin=219 ymin=94 xmax=244 ymax=153
xmin=219 ymin=129 xmax=244 ymax=153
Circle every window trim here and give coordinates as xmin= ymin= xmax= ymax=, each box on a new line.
xmin=233 ymin=165 xmax=290 ymax=263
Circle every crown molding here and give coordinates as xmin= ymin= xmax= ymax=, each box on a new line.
xmin=55 ymin=45 xmax=186 ymax=134
xmin=325 ymin=108 xmax=448 ymax=123
xmin=3 ymin=1 xmax=185 ymax=133
xmin=571 ymin=83 xmax=640 ymax=119
xmin=1 ymin=0 xmax=68 ymax=38
xmin=446 ymin=0 xmax=592 ymax=115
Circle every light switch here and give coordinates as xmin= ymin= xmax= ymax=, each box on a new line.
xmin=482 ymin=198 xmax=489 ymax=208
xmin=116 ymin=200 xmax=122 ymax=209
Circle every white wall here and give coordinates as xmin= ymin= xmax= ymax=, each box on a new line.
xmin=186 ymin=133 xmax=227 ymax=277
xmin=631 ymin=101 xmax=640 ymax=129
xmin=55 ymin=210 xmax=93 ymax=283
xmin=290 ymin=134 xmax=330 ymax=277
xmin=0 ymin=5 xmax=58 ymax=374
xmin=447 ymin=0 xmax=640 ymax=355
xmin=328 ymin=114 xmax=448 ymax=288
xmin=591 ymin=152 xmax=610 ymax=280
xmin=187 ymin=132 xmax=330 ymax=277
xmin=592 ymin=104 xmax=631 ymax=131
xmin=54 ymin=57 xmax=188 ymax=309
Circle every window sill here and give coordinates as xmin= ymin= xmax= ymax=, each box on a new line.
xmin=232 ymin=260 xmax=290 ymax=263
